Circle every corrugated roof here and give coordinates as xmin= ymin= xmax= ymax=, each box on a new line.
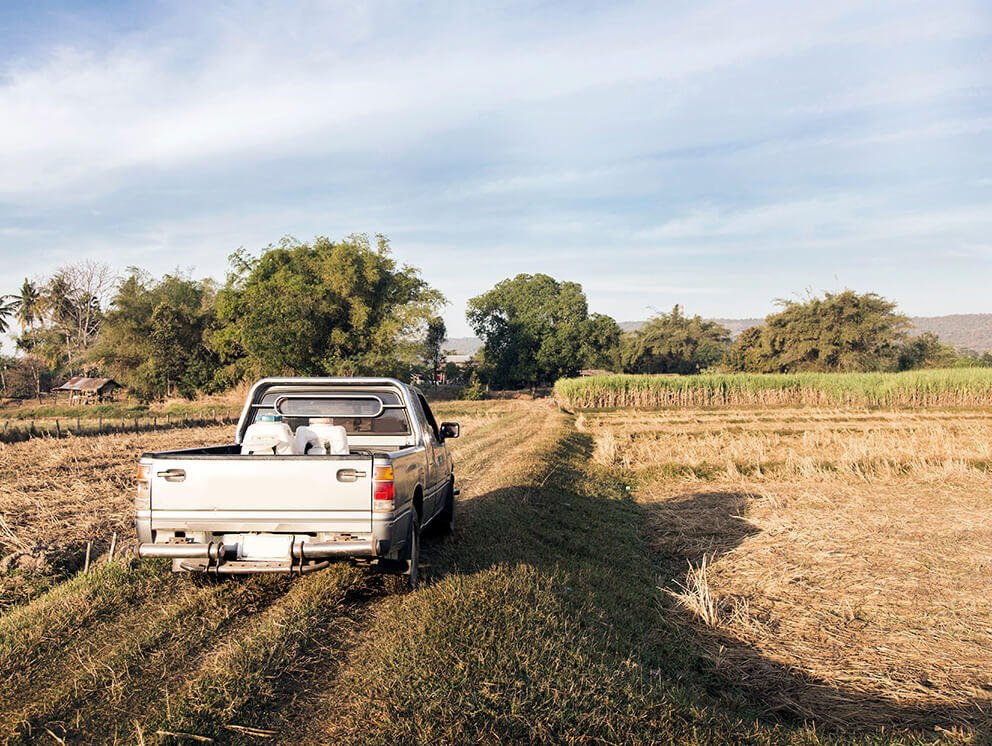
xmin=56 ymin=377 xmax=120 ymax=392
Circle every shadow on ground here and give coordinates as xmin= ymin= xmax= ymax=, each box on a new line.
xmin=420 ymin=428 xmax=992 ymax=741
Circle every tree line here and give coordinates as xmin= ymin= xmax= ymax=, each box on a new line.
xmin=466 ymin=281 xmax=991 ymax=388
xmin=0 ymin=235 xmax=444 ymax=400
xmin=1 ymin=235 xmax=988 ymax=400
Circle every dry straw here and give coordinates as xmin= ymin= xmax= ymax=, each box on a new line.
xmin=583 ymin=405 xmax=992 ymax=728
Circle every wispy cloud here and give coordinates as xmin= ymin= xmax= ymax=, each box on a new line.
xmin=0 ymin=0 xmax=990 ymax=336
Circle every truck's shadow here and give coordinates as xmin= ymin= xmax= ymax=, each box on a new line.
xmin=421 ymin=430 xmax=992 ymax=740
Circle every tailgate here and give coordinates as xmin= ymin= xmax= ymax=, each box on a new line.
xmin=148 ymin=455 xmax=373 ymax=534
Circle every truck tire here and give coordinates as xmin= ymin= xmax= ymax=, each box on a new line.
xmin=404 ymin=507 xmax=422 ymax=590
xmin=435 ymin=480 xmax=455 ymax=536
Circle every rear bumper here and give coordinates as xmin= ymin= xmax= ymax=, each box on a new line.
xmin=136 ymin=538 xmax=384 ymax=574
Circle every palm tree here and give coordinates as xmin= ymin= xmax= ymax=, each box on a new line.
xmin=0 ymin=294 xmax=17 ymax=335
xmin=14 ymin=279 xmax=40 ymax=338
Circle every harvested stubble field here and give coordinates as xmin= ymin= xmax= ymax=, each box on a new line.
xmin=577 ymin=406 xmax=992 ymax=732
xmin=0 ymin=396 xmax=987 ymax=744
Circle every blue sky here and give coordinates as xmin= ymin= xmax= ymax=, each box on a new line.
xmin=1 ymin=0 xmax=990 ymax=341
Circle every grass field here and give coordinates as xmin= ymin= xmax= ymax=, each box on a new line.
xmin=0 ymin=398 xmax=987 ymax=743
xmin=555 ymin=368 xmax=992 ymax=408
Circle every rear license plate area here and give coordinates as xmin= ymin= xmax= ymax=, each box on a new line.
xmin=237 ymin=534 xmax=293 ymax=560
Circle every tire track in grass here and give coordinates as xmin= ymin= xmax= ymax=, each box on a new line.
xmin=0 ymin=561 xmax=183 ymax=726
xmin=130 ymin=563 xmax=372 ymax=742
xmin=441 ymin=406 xmax=530 ymax=494
xmin=12 ymin=572 xmax=292 ymax=744
xmin=444 ymin=403 xmax=550 ymax=502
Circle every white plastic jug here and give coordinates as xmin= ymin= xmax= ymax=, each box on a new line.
xmin=241 ymin=416 xmax=299 ymax=455
xmin=302 ymin=418 xmax=349 ymax=455
xmin=295 ymin=425 xmax=324 ymax=455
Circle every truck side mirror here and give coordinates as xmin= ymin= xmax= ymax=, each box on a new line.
xmin=439 ymin=422 xmax=460 ymax=440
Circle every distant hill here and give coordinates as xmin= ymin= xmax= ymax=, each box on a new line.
xmin=444 ymin=337 xmax=483 ymax=356
xmin=909 ymin=314 xmax=992 ymax=353
xmin=621 ymin=318 xmax=764 ymax=336
xmin=448 ymin=314 xmax=992 ymax=356
xmin=711 ymin=318 xmax=763 ymax=337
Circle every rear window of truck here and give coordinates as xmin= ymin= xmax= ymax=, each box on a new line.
xmin=253 ymin=390 xmax=411 ymax=435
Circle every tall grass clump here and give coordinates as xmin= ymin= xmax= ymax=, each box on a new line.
xmin=555 ymin=368 xmax=992 ymax=409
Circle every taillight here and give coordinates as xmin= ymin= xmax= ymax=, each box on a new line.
xmin=136 ymin=463 xmax=151 ymax=510
xmin=373 ymin=465 xmax=394 ymax=512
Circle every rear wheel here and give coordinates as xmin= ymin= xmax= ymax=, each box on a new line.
xmin=404 ymin=508 xmax=422 ymax=590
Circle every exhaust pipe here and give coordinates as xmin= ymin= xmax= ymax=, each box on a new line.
xmin=292 ymin=540 xmax=375 ymax=559
xmin=137 ymin=542 xmax=226 ymax=560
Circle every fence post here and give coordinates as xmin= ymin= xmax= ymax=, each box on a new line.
xmin=76 ymin=416 xmax=80 ymax=432
xmin=30 ymin=420 xmax=35 ymax=436
xmin=98 ymin=415 xmax=103 ymax=433
xmin=134 ymin=417 xmax=139 ymax=432
xmin=56 ymin=419 xmax=60 ymax=437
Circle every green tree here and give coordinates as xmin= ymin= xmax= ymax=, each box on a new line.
xmin=90 ymin=269 xmax=220 ymax=401
xmin=725 ymin=290 xmax=909 ymax=373
xmin=216 ymin=234 xmax=445 ymax=379
xmin=621 ymin=305 xmax=730 ymax=374
xmin=723 ymin=326 xmax=770 ymax=372
xmin=21 ymin=262 xmax=115 ymax=375
xmin=422 ymin=317 xmax=447 ymax=385
xmin=13 ymin=279 xmax=41 ymax=346
xmin=149 ymin=303 xmax=200 ymax=396
xmin=580 ymin=313 xmax=622 ymax=371
xmin=897 ymin=332 xmax=959 ymax=370
xmin=467 ymin=273 xmax=606 ymax=388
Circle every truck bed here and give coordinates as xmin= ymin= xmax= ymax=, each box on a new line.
xmin=143 ymin=448 xmax=377 ymax=534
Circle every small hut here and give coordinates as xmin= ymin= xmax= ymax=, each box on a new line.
xmin=55 ymin=376 xmax=122 ymax=404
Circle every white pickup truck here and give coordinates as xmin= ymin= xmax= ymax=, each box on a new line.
xmin=134 ymin=377 xmax=459 ymax=586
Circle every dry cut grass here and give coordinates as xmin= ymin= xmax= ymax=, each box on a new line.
xmin=579 ymin=406 xmax=992 ymax=730
xmin=579 ymin=408 xmax=992 ymax=483
xmin=0 ymin=424 xmax=234 ymax=553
